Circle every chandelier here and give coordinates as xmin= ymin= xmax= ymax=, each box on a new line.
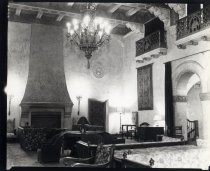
xmin=66 ymin=3 xmax=112 ymax=69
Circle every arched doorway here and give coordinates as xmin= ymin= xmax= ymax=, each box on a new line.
xmin=172 ymin=61 xmax=208 ymax=140
xmin=175 ymin=72 xmax=203 ymax=138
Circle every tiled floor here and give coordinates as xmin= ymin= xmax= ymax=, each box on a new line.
xmin=115 ymin=145 xmax=210 ymax=169
xmin=7 ymin=138 xmax=209 ymax=169
xmin=7 ymin=143 xmax=63 ymax=169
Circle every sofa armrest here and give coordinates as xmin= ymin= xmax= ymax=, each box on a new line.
xmin=60 ymin=156 xmax=94 ymax=165
xmin=114 ymin=138 xmax=125 ymax=144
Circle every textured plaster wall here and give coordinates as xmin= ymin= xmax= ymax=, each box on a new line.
xmin=134 ymin=24 xmax=210 ymax=138
xmin=22 ymin=24 xmax=72 ymax=104
xmin=7 ymin=21 xmax=124 ymax=131
xmin=122 ymin=32 xmax=165 ymax=127
xmin=63 ymin=31 xmax=124 ymax=131
xmin=7 ymin=22 xmax=31 ymax=127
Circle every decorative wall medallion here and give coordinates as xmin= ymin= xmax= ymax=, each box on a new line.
xmin=92 ymin=62 xmax=105 ymax=78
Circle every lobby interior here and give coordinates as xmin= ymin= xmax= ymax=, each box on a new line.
xmin=4 ymin=1 xmax=210 ymax=170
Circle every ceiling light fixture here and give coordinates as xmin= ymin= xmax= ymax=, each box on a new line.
xmin=66 ymin=3 xmax=112 ymax=69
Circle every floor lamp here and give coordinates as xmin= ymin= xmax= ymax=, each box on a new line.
xmin=117 ymin=107 xmax=123 ymax=133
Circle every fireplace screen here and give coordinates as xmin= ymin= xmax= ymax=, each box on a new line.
xmin=31 ymin=112 xmax=61 ymax=128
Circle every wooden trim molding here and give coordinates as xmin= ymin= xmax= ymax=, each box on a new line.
xmin=200 ymin=92 xmax=210 ymax=101
xmin=173 ymin=95 xmax=187 ymax=102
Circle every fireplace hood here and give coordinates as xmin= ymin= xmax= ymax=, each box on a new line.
xmin=20 ymin=24 xmax=73 ymax=128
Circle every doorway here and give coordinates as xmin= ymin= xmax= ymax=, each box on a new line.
xmin=88 ymin=99 xmax=107 ymax=131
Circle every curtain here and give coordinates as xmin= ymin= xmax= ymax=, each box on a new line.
xmin=165 ymin=62 xmax=174 ymax=137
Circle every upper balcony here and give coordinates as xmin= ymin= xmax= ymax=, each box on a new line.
xmin=135 ymin=30 xmax=167 ymax=63
xmin=176 ymin=5 xmax=210 ymax=49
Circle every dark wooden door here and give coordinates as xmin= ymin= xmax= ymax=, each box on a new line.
xmin=88 ymin=99 xmax=106 ymax=130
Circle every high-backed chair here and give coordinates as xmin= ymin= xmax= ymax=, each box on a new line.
xmin=174 ymin=126 xmax=183 ymax=139
xmin=37 ymin=132 xmax=65 ymax=163
xmin=60 ymin=143 xmax=115 ymax=168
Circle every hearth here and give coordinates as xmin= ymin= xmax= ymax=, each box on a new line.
xmin=31 ymin=112 xmax=61 ymax=128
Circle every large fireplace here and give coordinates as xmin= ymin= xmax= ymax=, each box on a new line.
xmin=31 ymin=112 xmax=61 ymax=128
xmin=20 ymin=24 xmax=73 ymax=128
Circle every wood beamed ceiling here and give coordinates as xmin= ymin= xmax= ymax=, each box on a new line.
xmin=8 ymin=2 xmax=173 ymax=36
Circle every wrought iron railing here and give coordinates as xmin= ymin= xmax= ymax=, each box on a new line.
xmin=136 ymin=30 xmax=167 ymax=57
xmin=176 ymin=5 xmax=210 ymax=40
xmin=187 ymin=119 xmax=199 ymax=145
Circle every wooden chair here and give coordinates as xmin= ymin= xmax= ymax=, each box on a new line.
xmin=174 ymin=126 xmax=183 ymax=139
xmin=60 ymin=143 xmax=115 ymax=168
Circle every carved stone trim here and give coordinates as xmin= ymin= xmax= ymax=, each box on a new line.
xmin=177 ymin=44 xmax=186 ymax=49
xmin=173 ymin=95 xmax=187 ymax=102
xmin=136 ymin=60 xmax=144 ymax=63
xmin=166 ymin=4 xmax=186 ymax=18
xmin=148 ymin=6 xmax=170 ymax=28
xmin=126 ymin=22 xmax=144 ymax=33
xmin=200 ymin=92 xmax=210 ymax=101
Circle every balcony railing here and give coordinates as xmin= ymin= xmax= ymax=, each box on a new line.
xmin=176 ymin=5 xmax=210 ymax=40
xmin=136 ymin=30 xmax=167 ymax=57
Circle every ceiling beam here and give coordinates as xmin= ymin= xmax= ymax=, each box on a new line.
xmin=108 ymin=4 xmax=121 ymax=13
xmin=15 ymin=8 xmax=22 ymax=16
xmin=67 ymin=2 xmax=74 ymax=6
xmin=56 ymin=13 xmax=65 ymax=21
xmin=126 ymin=7 xmax=140 ymax=16
xmin=9 ymin=3 xmax=144 ymax=30
xmin=36 ymin=11 xmax=43 ymax=19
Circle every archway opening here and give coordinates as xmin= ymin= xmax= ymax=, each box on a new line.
xmin=175 ymin=71 xmax=204 ymax=139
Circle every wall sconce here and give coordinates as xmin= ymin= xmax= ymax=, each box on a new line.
xmin=76 ymin=96 xmax=82 ymax=116
xmin=4 ymin=86 xmax=14 ymax=116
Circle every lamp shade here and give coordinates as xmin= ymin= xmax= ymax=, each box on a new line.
xmin=117 ymin=107 xmax=123 ymax=113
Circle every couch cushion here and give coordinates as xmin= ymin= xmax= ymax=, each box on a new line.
xmin=94 ymin=144 xmax=113 ymax=164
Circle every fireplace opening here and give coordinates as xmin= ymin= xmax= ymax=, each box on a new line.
xmin=31 ymin=112 xmax=61 ymax=128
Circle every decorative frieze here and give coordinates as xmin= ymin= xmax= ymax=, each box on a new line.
xmin=126 ymin=22 xmax=144 ymax=33
xmin=200 ymin=92 xmax=210 ymax=101
xmin=166 ymin=4 xmax=186 ymax=18
xmin=148 ymin=6 xmax=170 ymax=28
xmin=173 ymin=95 xmax=187 ymax=102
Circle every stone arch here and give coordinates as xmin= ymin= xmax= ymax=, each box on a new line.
xmin=172 ymin=60 xmax=207 ymax=140
xmin=172 ymin=60 xmax=207 ymax=95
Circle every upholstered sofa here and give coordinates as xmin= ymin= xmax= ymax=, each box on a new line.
xmin=75 ymin=132 xmax=125 ymax=158
xmin=17 ymin=126 xmax=67 ymax=151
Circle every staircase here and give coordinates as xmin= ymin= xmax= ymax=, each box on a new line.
xmin=187 ymin=119 xmax=199 ymax=145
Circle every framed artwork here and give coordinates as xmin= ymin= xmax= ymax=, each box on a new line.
xmin=137 ymin=64 xmax=153 ymax=110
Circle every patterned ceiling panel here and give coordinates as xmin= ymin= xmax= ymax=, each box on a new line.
xmin=8 ymin=2 xmax=171 ymax=35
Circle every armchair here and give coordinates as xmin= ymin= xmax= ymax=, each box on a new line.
xmin=60 ymin=143 xmax=115 ymax=168
xmin=37 ymin=132 xmax=65 ymax=163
